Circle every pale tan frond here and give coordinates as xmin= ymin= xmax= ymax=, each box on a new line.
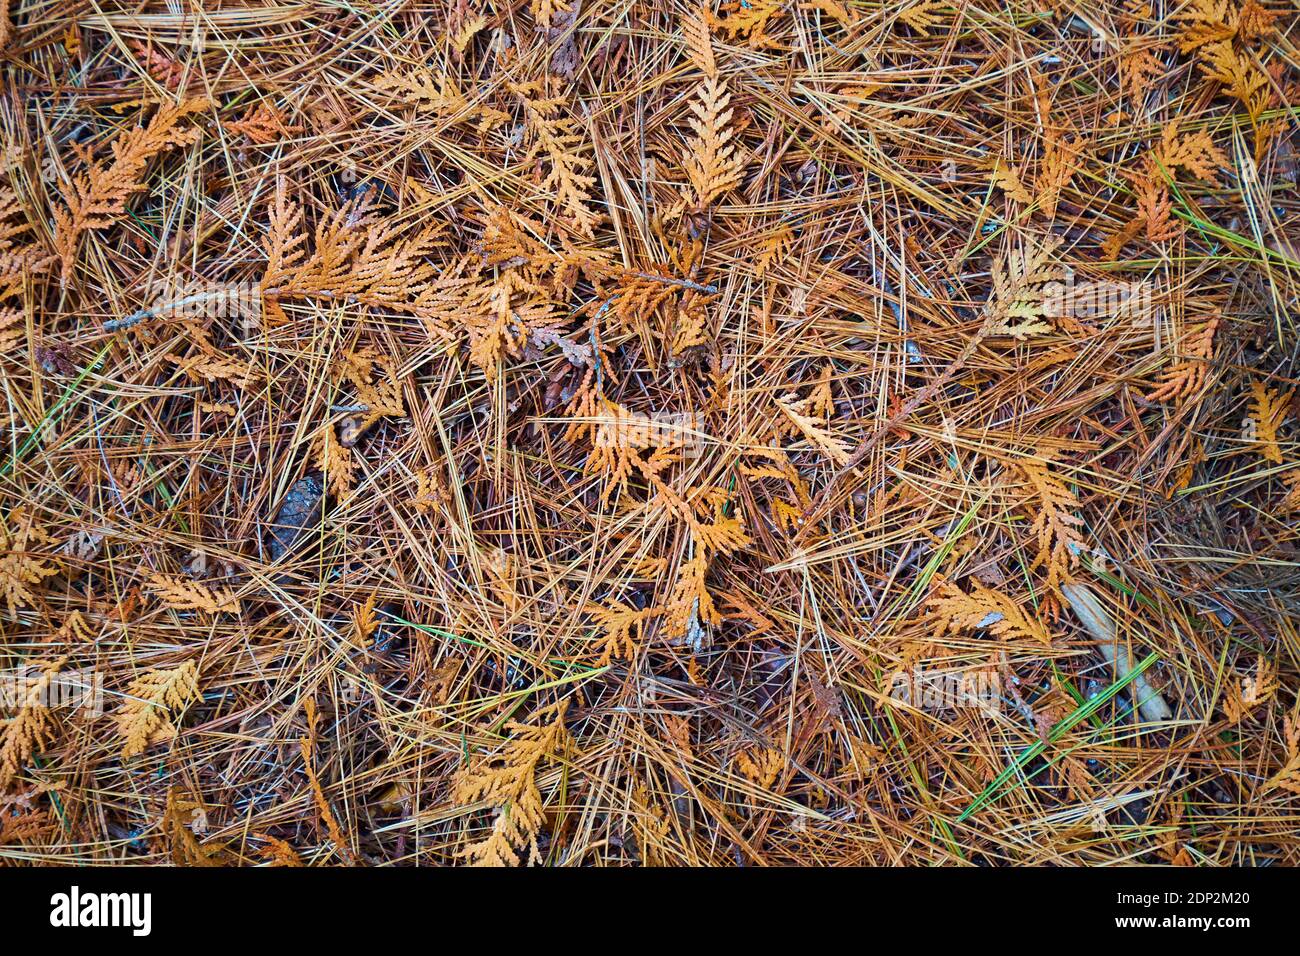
xmin=454 ymin=703 xmax=569 ymax=866
xmin=118 ymin=661 xmax=200 ymax=759
xmin=145 ymin=572 xmax=241 ymax=616
xmin=54 ymin=99 xmax=208 ymax=280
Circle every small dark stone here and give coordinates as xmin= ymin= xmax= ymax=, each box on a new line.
xmin=266 ymin=473 xmax=325 ymax=563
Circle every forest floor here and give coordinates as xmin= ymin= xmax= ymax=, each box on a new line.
xmin=1 ymin=0 xmax=1299 ymax=865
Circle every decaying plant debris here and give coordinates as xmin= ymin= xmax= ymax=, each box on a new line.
xmin=0 ymin=0 xmax=1298 ymax=866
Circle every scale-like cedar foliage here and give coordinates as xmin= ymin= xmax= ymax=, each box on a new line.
xmin=453 ymin=704 xmax=568 ymax=866
xmin=52 ymin=98 xmax=207 ymax=280
xmin=117 ymin=661 xmax=200 ymax=759
xmin=0 ymin=0 xmax=1296 ymax=870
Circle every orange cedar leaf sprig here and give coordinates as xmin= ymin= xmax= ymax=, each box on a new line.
xmin=681 ymin=10 xmax=743 ymax=215
xmin=1244 ymin=380 xmax=1292 ymax=464
xmin=258 ymin=182 xmax=447 ymax=327
xmin=454 ymin=702 xmax=569 ymax=866
xmin=928 ymin=577 xmax=1051 ymax=644
xmin=117 ymin=660 xmax=200 ymax=759
xmin=53 ymin=98 xmax=208 ymax=282
xmin=1015 ymin=450 xmax=1087 ymax=590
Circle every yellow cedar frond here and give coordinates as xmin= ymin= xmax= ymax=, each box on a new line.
xmin=259 ymin=184 xmax=448 ymax=322
xmin=0 ymin=657 xmax=65 ymax=790
xmin=165 ymin=322 xmax=258 ymax=388
xmin=0 ymin=306 xmax=21 ymax=353
xmin=807 ymin=364 xmax=835 ymax=420
xmin=51 ymin=610 xmax=94 ymax=644
xmin=1101 ymin=217 xmax=1145 ymax=261
xmin=415 ymin=254 xmax=481 ymax=347
xmin=992 ymin=158 xmax=1033 ymax=206
xmin=627 ymin=783 xmax=671 ymax=866
xmin=737 ymin=745 xmax=784 ymax=788
xmin=314 ymin=425 xmax=355 ymax=500
xmin=1197 ymin=41 xmax=1270 ymax=120
xmin=1173 ymin=0 xmax=1238 ymax=53
xmin=1133 ymin=175 xmax=1182 ymax=243
xmin=742 ymin=445 xmax=812 ymax=509
xmin=259 ymin=180 xmax=307 ymax=288
xmin=0 ymin=509 xmax=58 ymax=613
xmin=513 ymin=84 xmax=599 ymax=238
xmin=0 ymin=186 xmax=53 ymax=326
xmin=671 ymin=289 xmax=712 ymax=353
xmin=1062 ymin=755 xmax=1097 ymax=802
xmin=374 ymin=69 xmax=507 ymax=131
xmin=118 ymin=661 xmax=200 ymax=758
xmin=463 ymin=271 xmax=560 ymax=373
xmin=927 ymin=579 xmax=1051 ymax=644
xmin=772 ymin=497 xmax=804 ymax=532
xmin=1238 ymin=0 xmax=1280 ymax=38
xmin=450 ymin=12 xmax=487 ymax=54
xmin=987 ymin=235 xmax=1064 ymax=339
xmin=775 ymin=395 xmax=852 ymax=464
xmin=755 ymin=223 xmax=793 ymax=277
xmin=683 ymin=73 xmax=743 ymax=213
xmin=682 ymin=7 xmax=717 ymax=77
xmin=300 ymin=698 xmax=357 ymax=863
xmin=1264 ymin=752 xmax=1300 ymax=795
xmin=1242 ymin=654 xmax=1279 ymax=702
xmin=0 ymin=702 xmax=48 ymax=790
xmin=481 ymin=546 xmax=519 ymax=612
xmin=1120 ymin=46 xmax=1165 ymax=102
xmin=1033 ymin=134 xmax=1081 ymax=219
xmin=255 ymin=832 xmax=304 ymax=866
xmin=1173 ymin=0 xmax=1277 ymax=55
xmin=662 ymin=714 xmax=695 ymax=759
xmin=1244 ymin=380 xmax=1291 ymax=463
xmin=161 ymin=787 xmax=233 ymax=865
xmin=454 ymin=703 xmax=569 ymax=866
xmin=664 ymin=552 xmax=719 ymax=651
xmin=335 ymin=348 xmax=405 ymax=432
xmin=584 ymin=425 xmax=643 ymax=505
xmin=716 ymin=589 xmax=775 ymax=638
xmin=691 ymin=508 xmax=750 ymax=556
xmin=1223 ymin=655 xmax=1279 ymax=722
xmin=1016 ymin=451 xmax=1086 ymax=589
xmin=129 ymin=40 xmax=188 ymax=91
xmin=480 ymin=204 xmax=548 ymax=268
xmin=53 ymin=98 xmax=208 ymax=281
xmin=898 ymin=0 xmax=947 ymax=32
xmin=224 ymin=101 xmax=302 ymax=144
xmin=145 ymin=571 xmax=241 ymax=615
xmin=1279 ymin=468 xmax=1300 ymax=513
xmin=1154 ymin=124 xmax=1228 ymax=183
xmin=607 ymin=270 xmax=681 ymax=335
xmin=351 ymin=593 xmax=379 ymax=649
xmin=413 ymin=465 xmax=449 ymax=513
xmin=169 ymin=351 xmax=257 ymax=387
xmin=585 ymin=600 xmax=659 ymax=665
xmin=529 ymin=0 xmax=574 ymax=28
xmin=711 ymin=0 xmax=784 ymax=47
xmin=798 ymin=0 xmax=857 ymax=27
xmin=1147 ymin=314 xmax=1219 ymax=403
xmin=375 ymin=68 xmax=466 ymax=111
